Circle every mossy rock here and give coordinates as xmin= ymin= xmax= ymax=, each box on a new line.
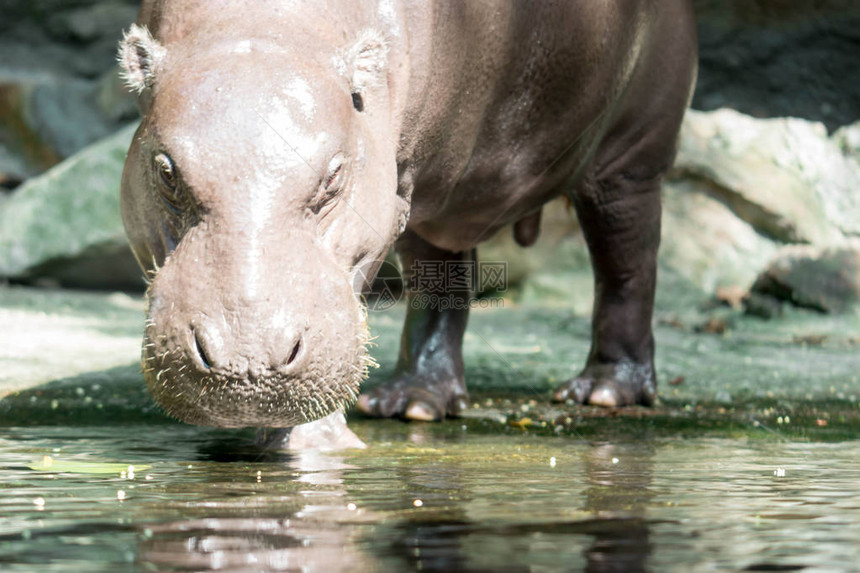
xmin=0 ymin=122 xmax=143 ymax=290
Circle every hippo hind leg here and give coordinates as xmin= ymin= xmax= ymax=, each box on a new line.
xmin=356 ymin=229 xmax=471 ymax=421
xmin=552 ymin=0 xmax=696 ymax=407
xmin=553 ymin=160 xmax=665 ymax=407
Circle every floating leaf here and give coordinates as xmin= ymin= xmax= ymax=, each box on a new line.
xmin=29 ymin=456 xmax=151 ymax=475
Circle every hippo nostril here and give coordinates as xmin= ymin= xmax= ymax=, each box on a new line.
xmin=193 ymin=329 xmax=212 ymax=370
xmin=286 ymin=337 xmax=302 ymax=366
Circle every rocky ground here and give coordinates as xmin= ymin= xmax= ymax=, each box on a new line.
xmin=2 ymin=280 xmax=858 ymax=441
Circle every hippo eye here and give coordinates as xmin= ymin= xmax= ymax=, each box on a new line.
xmin=155 ymin=153 xmax=176 ymax=188
xmin=325 ymin=162 xmax=343 ymax=190
xmin=154 ymin=153 xmax=182 ymax=212
xmin=312 ymin=156 xmax=346 ymax=215
xmin=351 ymin=92 xmax=364 ymax=112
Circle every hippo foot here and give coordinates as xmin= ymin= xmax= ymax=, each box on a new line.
xmin=355 ymin=374 xmax=469 ymax=421
xmin=552 ymin=361 xmax=656 ymax=407
xmin=254 ymin=411 xmax=366 ymax=451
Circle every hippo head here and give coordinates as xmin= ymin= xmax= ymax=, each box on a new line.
xmin=118 ymin=25 xmax=406 ymax=427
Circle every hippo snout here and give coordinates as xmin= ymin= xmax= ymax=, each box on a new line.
xmin=187 ymin=317 xmax=304 ymax=376
xmin=140 ymin=238 xmax=371 ymax=429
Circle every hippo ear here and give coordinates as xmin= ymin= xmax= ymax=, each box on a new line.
xmin=340 ymin=30 xmax=388 ymax=111
xmin=118 ymin=24 xmax=166 ymax=94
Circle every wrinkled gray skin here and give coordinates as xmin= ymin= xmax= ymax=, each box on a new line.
xmin=119 ymin=0 xmax=697 ymax=449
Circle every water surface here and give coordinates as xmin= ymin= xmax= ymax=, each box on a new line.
xmin=2 ymin=422 xmax=859 ymax=572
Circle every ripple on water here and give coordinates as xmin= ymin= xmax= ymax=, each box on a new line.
xmin=0 ymin=426 xmax=859 ymax=572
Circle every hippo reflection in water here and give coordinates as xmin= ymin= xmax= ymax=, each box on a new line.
xmin=118 ymin=0 xmax=697 ymax=448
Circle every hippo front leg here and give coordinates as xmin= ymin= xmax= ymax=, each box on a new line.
xmin=553 ymin=170 xmax=662 ymax=407
xmin=356 ymin=230 xmax=471 ymax=421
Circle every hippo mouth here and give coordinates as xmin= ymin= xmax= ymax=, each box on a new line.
xmin=141 ymin=297 xmax=375 ymax=428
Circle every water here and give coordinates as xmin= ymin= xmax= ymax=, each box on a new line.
xmin=2 ymin=422 xmax=859 ymax=572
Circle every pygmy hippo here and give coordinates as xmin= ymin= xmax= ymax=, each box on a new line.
xmin=118 ymin=0 xmax=697 ymax=448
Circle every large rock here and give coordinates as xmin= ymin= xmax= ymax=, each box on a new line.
xmin=660 ymin=109 xmax=860 ymax=302
xmin=834 ymin=121 xmax=860 ymax=160
xmin=0 ymin=72 xmax=124 ymax=180
xmin=750 ymin=245 xmax=860 ymax=314
xmin=0 ymin=1 xmax=139 ymax=79
xmin=674 ymin=109 xmax=860 ymax=244
xmin=475 ymin=108 xmax=860 ymax=315
xmin=0 ymin=0 xmax=138 ymax=188
xmin=45 ymin=2 xmax=140 ymax=48
xmin=0 ymin=123 xmax=143 ymax=290
xmin=660 ymin=179 xmax=779 ymax=294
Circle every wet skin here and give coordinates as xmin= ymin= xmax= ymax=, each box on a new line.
xmin=119 ymin=0 xmax=698 ymax=441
